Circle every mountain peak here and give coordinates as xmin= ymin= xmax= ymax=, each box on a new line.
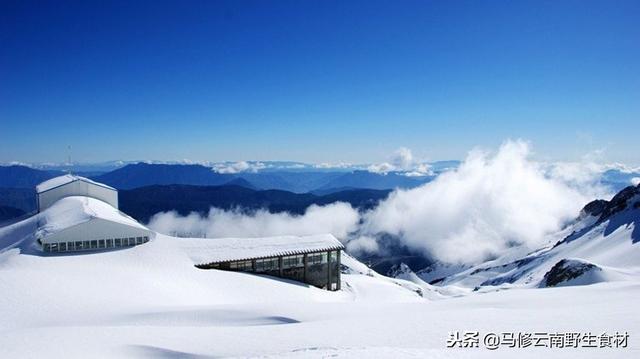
xmin=580 ymin=184 xmax=640 ymax=223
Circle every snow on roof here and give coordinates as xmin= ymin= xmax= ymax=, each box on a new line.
xmin=36 ymin=196 xmax=148 ymax=239
xmin=179 ymin=234 xmax=345 ymax=265
xmin=36 ymin=174 xmax=116 ymax=193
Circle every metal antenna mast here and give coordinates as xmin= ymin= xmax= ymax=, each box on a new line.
xmin=67 ymin=145 xmax=72 ymax=175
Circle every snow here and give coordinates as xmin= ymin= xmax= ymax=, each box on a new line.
xmin=0 ymin=201 xmax=639 ymax=358
xmin=36 ymin=196 xmax=148 ymax=239
xmin=179 ymin=234 xmax=344 ymax=265
xmin=413 ymin=192 xmax=640 ymax=294
xmin=36 ymin=174 xmax=116 ymax=193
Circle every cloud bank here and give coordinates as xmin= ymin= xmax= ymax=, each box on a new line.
xmin=212 ymin=161 xmax=267 ymax=174
xmin=367 ymin=147 xmax=432 ymax=176
xmin=147 ymin=140 xmax=613 ymax=266
xmin=356 ymin=140 xmax=610 ymax=264
xmin=148 ymin=202 xmax=360 ymax=240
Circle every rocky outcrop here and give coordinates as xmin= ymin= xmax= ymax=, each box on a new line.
xmin=579 ymin=184 xmax=640 ymax=223
xmin=599 ymin=184 xmax=640 ymax=220
xmin=541 ymin=259 xmax=602 ymax=287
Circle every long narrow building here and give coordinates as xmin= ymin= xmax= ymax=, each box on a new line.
xmin=180 ymin=234 xmax=344 ymax=291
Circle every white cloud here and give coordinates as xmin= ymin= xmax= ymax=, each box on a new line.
xmin=367 ymin=162 xmax=395 ymax=174
xmin=391 ymin=147 xmax=414 ymax=170
xmin=212 ymin=161 xmax=267 ymax=174
xmin=631 ymin=177 xmax=640 ymax=186
xmin=146 ymin=140 xmax=617 ymax=267
xmin=359 ymin=140 xmax=611 ymax=264
xmin=403 ymin=163 xmax=433 ymax=177
xmin=367 ymin=147 xmax=432 ymax=175
xmin=147 ymin=202 xmax=360 ymax=240
xmin=315 ymin=162 xmax=355 ymax=169
xmin=346 ymin=235 xmax=380 ymax=254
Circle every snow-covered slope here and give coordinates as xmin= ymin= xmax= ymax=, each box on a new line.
xmin=431 ymin=184 xmax=640 ymax=292
xmin=1 ymin=187 xmax=639 ymax=358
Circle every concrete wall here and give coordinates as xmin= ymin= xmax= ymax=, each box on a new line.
xmin=38 ymin=181 xmax=118 ymax=211
xmin=41 ymin=218 xmax=153 ymax=244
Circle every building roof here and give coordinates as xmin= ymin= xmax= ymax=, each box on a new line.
xmin=36 ymin=174 xmax=116 ymax=194
xmin=178 ymin=234 xmax=345 ymax=265
xmin=36 ymin=196 xmax=149 ymax=239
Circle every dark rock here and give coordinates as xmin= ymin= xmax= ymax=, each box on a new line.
xmin=581 ymin=199 xmax=608 ymax=217
xmin=541 ymin=259 xmax=600 ymax=287
xmin=600 ymin=185 xmax=640 ymax=220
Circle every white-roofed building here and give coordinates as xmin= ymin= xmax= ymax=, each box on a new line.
xmin=34 ymin=175 xmax=152 ymax=253
xmin=36 ymin=174 xmax=117 ymax=212
xmin=36 ymin=196 xmax=153 ymax=252
xmin=180 ymin=234 xmax=344 ymax=291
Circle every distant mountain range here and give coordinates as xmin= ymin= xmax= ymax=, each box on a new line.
xmin=0 ymin=165 xmax=64 ymax=188
xmin=1 ymin=162 xmax=638 ymax=225
xmin=120 ymin=184 xmax=391 ymax=223
xmin=0 ymin=163 xmax=436 ymax=193
xmin=0 ymin=205 xmax=25 ymax=223
xmin=93 ymin=163 xmax=241 ymax=189
xmin=0 ymin=164 xmax=398 ymax=221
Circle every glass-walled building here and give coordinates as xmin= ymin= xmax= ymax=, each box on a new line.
xmin=182 ymin=235 xmax=344 ymax=291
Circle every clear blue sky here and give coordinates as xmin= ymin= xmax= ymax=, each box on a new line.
xmin=1 ymin=0 xmax=638 ymax=164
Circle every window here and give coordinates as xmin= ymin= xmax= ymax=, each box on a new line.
xmin=90 ymin=240 xmax=98 ymax=249
xmin=98 ymin=240 xmax=105 ymax=248
xmin=115 ymin=238 xmax=122 ymax=247
xmin=75 ymin=241 xmax=83 ymax=250
xmin=128 ymin=237 xmax=135 ymax=246
xmin=308 ymin=253 xmax=327 ymax=265
xmin=43 ymin=243 xmax=50 ymax=251
xmin=255 ymin=257 xmax=279 ymax=272
xmin=59 ymin=242 xmax=67 ymax=251
xmin=239 ymin=260 xmax=252 ymax=271
xmin=83 ymin=241 xmax=90 ymax=249
xmin=136 ymin=236 xmax=143 ymax=244
xmin=67 ymin=242 xmax=75 ymax=251
xmin=229 ymin=260 xmax=252 ymax=271
xmin=106 ymin=239 xmax=113 ymax=247
xmin=283 ymin=255 xmax=304 ymax=269
xmin=50 ymin=243 xmax=58 ymax=252
xmin=329 ymin=251 xmax=338 ymax=263
xmin=143 ymin=236 xmax=149 ymax=242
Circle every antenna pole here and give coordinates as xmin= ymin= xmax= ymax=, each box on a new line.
xmin=67 ymin=145 xmax=72 ymax=175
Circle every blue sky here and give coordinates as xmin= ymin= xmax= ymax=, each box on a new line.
xmin=1 ymin=0 xmax=638 ymax=165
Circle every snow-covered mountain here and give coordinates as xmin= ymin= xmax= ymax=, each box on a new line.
xmin=391 ymin=183 xmax=640 ymax=294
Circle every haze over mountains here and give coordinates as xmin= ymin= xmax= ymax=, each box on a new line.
xmin=1 ymin=160 xmax=639 ymax=224
xmin=0 ymin=162 xmax=433 ymax=221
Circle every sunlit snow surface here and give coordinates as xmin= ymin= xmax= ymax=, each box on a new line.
xmin=1 ymin=212 xmax=639 ymax=358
